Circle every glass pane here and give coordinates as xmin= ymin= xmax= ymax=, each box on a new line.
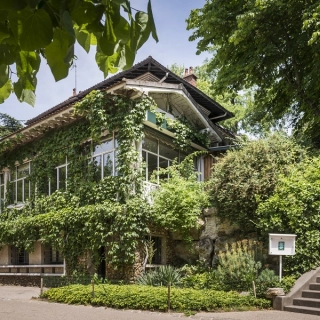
xmin=58 ymin=166 xmax=66 ymax=191
xmin=50 ymin=168 xmax=57 ymax=193
xmin=142 ymin=151 xmax=147 ymax=181
xmin=11 ymin=183 xmax=15 ymax=203
xmin=17 ymin=163 xmax=29 ymax=179
xmin=159 ymin=157 xmax=169 ymax=180
xmin=142 ymin=137 xmax=158 ymax=154
xmin=93 ymin=138 xmax=113 ymax=155
xmin=147 ymin=153 xmax=158 ymax=181
xmin=103 ymin=152 xmax=114 ymax=177
xmin=0 ymin=173 xmax=3 ymax=185
xmin=92 ymin=155 xmax=102 ymax=181
xmin=24 ymin=181 xmax=30 ymax=201
xmin=17 ymin=180 xmax=23 ymax=202
xmin=159 ymin=142 xmax=178 ymax=160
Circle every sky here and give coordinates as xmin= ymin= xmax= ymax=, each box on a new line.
xmin=1 ymin=0 xmax=210 ymax=122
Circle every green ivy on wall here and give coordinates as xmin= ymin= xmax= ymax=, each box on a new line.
xmin=0 ymin=90 xmax=209 ymax=274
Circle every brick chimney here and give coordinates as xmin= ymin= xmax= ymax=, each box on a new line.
xmin=73 ymin=88 xmax=77 ymax=96
xmin=183 ymin=66 xmax=198 ymax=87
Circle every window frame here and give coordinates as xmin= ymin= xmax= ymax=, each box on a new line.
xmin=11 ymin=162 xmax=31 ymax=204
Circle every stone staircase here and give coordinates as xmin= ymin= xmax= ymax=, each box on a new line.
xmin=284 ymin=278 xmax=320 ymax=315
xmin=274 ymin=267 xmax=320 ymax=315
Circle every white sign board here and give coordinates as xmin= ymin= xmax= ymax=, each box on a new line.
xmin=269 ymin=233 xmax=296 ymax=256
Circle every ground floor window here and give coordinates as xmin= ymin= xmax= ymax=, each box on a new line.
xmin=11 ymin=246 xmax=29 ymax=265
xmin=43 ymin=246 xmax=63 ymax=264
xmin=146 ymin=236 xmax=165 ymax=265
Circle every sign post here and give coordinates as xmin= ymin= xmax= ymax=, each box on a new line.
xmin=269 ymin=234 xmax=296 ymax=282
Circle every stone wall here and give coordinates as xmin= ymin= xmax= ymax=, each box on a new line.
xmin=0 ymin=275 xmax=41 ymax=287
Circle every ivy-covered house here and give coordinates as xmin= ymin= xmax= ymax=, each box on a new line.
xmin=0 ymin=56 xmax=234 ymax=284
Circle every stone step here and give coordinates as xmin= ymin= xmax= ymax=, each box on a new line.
xmin=285 ymin=305 xmax=320 ymax=316
xmin=293 ymin=297 xmax=320 ymax=308
xmin=309 ymin=283 xmax=320 ymax=291
xmin=302 ymin=290 xmax=320 ymax=299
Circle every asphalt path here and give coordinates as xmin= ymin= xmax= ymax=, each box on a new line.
xmin=0 ymin=285 xmax=319 ymax=320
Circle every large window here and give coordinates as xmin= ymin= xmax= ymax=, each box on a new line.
xmin=43 ymin=246 xmax=63 ymax=264
xmin=142 ymin=136 xmax=187 ymax=182
xmin=11 ymin=246 xmax=29 ymax=265
xmin=11 ymin=162 xmax=31 ymax=203
xmin=0 ymin=172 xmax=5 ymax=212
xmin=47 ymin=157 xmax=68 ymax=194
xmin=91 ymin=134 xmax=117 ymax=181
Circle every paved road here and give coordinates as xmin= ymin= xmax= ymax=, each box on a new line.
xmin=0 ymin=285 xmax=319 ymax=320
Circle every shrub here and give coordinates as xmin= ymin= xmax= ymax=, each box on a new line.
xmin=216 ymin=240 xmax=262 ymax=291
xmin=42 ymin=284 xmax=271 ymax=311
xmin=254 ymin=269 xmax=279 ymax=298
xmin=136 ymin=265 xmax=181 ymax=286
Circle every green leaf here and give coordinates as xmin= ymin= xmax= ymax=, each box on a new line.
xmin=75 ymin=26 xmax=91 ymax=53
xmin=96 ymin=48 xmax=119 ymax=77
xmin=45 ymin=29 xmax=72 ymax=81
xmin=9 ymin=7 xmax=53 ymax=51
xmin=16 ymin=51 xmax=41 ymax=76
xmin=111 ymin=0 xmax=131 ymax=15
xmin=118 ymin=43 xmax=135 ymax=70
xmin=99 ymin=9 xmax=118 ymax=56
xmin=147 ymin=0 xmax=158 ymax=42
xmin=0 ymin=65 xmax=8 ymax=87
xmin=0 ymin=79 xmax=12 ymax=103
xmin=114 ymin=16 xmax=130 ymax=44
xmin=0 ymin=44 xmax=17 ymax=65
xmin=62 ymin=10 xmax=75 ymax=39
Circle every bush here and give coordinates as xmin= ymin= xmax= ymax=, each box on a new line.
xmin=136 ymin=265 xmax=181 ymax=286
xmin=216 ymin=240 xmax=262 ymax=291
xmin=42 ymin=284 xmax=271 ymax=311
xmin=254 ymin=269 xmax=279 ymax=298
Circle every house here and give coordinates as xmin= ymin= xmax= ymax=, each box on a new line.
xmin=0 ymin=56 xmax=234 ymax=285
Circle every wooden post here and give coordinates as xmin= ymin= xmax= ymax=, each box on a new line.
xmin=167 ymin=282 xmax=171 ymax=313
xmin=40 ymin=277 xmax=44 ymax=296
xmin=252 ymin=280 xmax=256 ymax=298
xmin=91 ymin=279 xmax=95 ymax=298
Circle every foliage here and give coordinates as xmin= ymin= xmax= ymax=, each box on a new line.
xmin=0 ymin=91 xmax=155 ymax=271
xmin=215 ymin=240 xmax=262 ymax=292
xmin=0 ymin=0 xmax=158 ymax=106
xmin=0 ymin=113 xmax=23 ymax=138
xmin=154 ymin=110 xmax=210 ymax=149
xmin=42 ymin=284 xmax=271 ymax=311
xmin=136 ymin=265 xmax=181 ymax=287
xmin=187 ymin=0 xmax=320 ymax=145
xmin=254 ymin=269 xmax=279 ymax=298
xmin=209 ymin=133 xmax=305 ymax=230
xmin=152 ymin=154 xmax=209 ymax=237
xmin=256 ymin=157 xmax=320 ymax=274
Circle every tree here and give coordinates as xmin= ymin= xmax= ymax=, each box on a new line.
xmin=0 ymin=112 xmax=23 ymax=138
xmin=0 ymin=0 xmax=158 ymax=106
xmin=256 ymin=157 xmax=320 ymax=274
xmin=209 ymin=133 xmax=305 ymax=231
xmin=187 ymin=0 xmax=320 ymax=145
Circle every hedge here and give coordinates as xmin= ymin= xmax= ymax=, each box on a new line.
xmin=42 ymin=284 xmax=271 ymax=312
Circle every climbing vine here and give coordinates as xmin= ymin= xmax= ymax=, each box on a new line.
xmin=0 ymin=90 xmax=208 ymax=275
xmin=0 ymin=90 xmax=156 ymax=272
xmin=154 ymin=111 xmax=210 ymax=150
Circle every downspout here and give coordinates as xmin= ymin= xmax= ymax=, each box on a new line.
xmin=159 ymin=72 xmax=169 ymax=83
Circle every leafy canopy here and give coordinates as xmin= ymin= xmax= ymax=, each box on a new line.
xmin=187 ymin=0 xmax=320 ymax=144
xmin=0 ymin=112 xmax=23 ymax=138
xmin=0 ymin=0 xmax=158 ymax=106
xmin=256 ymin=157 xmax=320 ymax=275
xmin=209 ymin=133 xmax=305 ymax=230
